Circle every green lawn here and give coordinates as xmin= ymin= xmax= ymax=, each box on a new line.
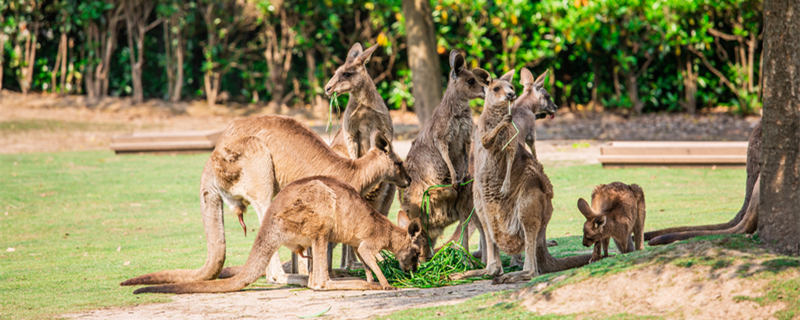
xmin=0 ymin=151 xmax=746 ymax=319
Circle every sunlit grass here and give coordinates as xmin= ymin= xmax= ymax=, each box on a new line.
xmin=0 ymin=151 xmax=748 ymax=319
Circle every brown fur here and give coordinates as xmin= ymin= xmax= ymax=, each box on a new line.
xmin=399 ymin=50 xmax=491 ymax=258
xmin=325 ymin=43 xmax=398 ymax=269
xmin=645 ymin=121 xmax=762 ymax=245
xmin=120 ymin=115 xmax=410 ymax=286
xmin=456 ymin=71 xmax=590 ymax=283
xmin=577 ymin=182 xmax=646 ymax=262
xmin=131 ymin=177 xmax=422 ymax=294
xmin=511 ymin=68 xmax=557 ymax=159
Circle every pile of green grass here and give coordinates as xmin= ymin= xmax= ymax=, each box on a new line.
xmin=355 ymin=241 xmax=485 ymax=288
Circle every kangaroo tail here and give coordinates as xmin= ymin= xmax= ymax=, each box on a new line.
xmin=649 ymin=177 xmax=760 ymax=246
xmin=133 ymin=219 xmax=282 ymax=294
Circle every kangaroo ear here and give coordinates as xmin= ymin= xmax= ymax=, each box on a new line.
xmin=346 ymin=43 xmax=363 ymax=63
xmin=407 ymin=220 xmax=421 ymax=238
xmin=577 ymin=198 xmax=595 ymax=218
xmin=520 ymin=68 xmax=534 ymax=87
xmin=593 ymin=216 xmax=607 ymax=229
xmin=354 ymin=44 xmax=379 ymax=65
xmin=472 ymin=68 xmax=491 ymax=86
xmin=534 ymin=69 xmax=549 ymax=87
xmin=397 ymin=210 xmax=410 ymax=228
xmin=499 ymin=69 xmax=515 ymax=83
xmin=449 ymin=50 xmax=465 ymax=79
xmin=370 ymin=131 xmax=390 ymax=152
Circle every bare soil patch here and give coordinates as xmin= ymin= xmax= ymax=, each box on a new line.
xmin=516 ymin=241 xmax=792 ymax=319
xmin=66 ymin=280 xmax=524 ymax=320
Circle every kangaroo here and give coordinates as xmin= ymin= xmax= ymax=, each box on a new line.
xmin=455 ymin=70 xmax=590 ymax=283
xmin=644 ymin=121 xmax=762 ymax=245
xmin=578 ymin=182 xmax=646 ymax=262
xmin=120 ymin=115 xmax=411 ymax=287
xmin=399 ymin=50 xmax=491 ymax=259
xmin=511 ymin=68 xmax=558 ymax=159
xmin=131 ymin=177 xmax=422 ymax=294
xmin=325 ymin=42 xmax=397 ymax=269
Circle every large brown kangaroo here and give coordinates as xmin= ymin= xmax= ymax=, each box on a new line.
xmin=644 ymin=121 xmax=761 ymax=245
xmin=120 ymin=115 xmax=410 ymax=286
xmin=131 ymin=177 xmax=422 ymax=294
xmin=455 ymin=70 xmax=590 ymax=283
xmin=325 ymin=43 xmax=397 ymax=268
xmin=399 ymin=50 xmax=490 ymax=259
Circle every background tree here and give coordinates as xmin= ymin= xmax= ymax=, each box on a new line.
xmin=402 ymin=0 xmax=441 ymax=125
xmin=757 ymin=0 xmax=799 ymax=256
xmin=122 ymin=0 xmax=160 ymax=104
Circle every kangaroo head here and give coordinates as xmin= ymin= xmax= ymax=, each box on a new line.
xmin=484 ymin=70 xmax=517 ymax=110
xmin=578 ymin=197 xmax=608 ymax=247
xmin=325 ymin=43 xmax=378 ymax=96
xmin=367 ymin=131 xmax=411 ymax=188
xmin=396 ymin=210 xmax=423 ymax=272
xmin=519 ymin=68 xmax=557 ymax=119
xmin=447 ymin=50 xmax=490 ymax=100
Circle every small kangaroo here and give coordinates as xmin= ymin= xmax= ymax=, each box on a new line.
xmin=120 ymin=115 xmax=410 ymax=287
xmin=457 ymin=70 xmax=589 ymax=283
xmin=131 ymin=177 xmax=422 ymax=294
xmin=577 ymin=182 xmax=646 ymax=262
xmin=511 ymin=68 xmax=558 ymax=159
xmin=325 ymin=42 xmax=397 ymax=269
xmin=400 ymin=50 xmax=490 ymax=258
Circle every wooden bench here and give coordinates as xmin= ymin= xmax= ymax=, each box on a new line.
xmin=599 ymin=141 xmax=748 ymax=167
xmin=110 ymin=130 xmax=223 ymax=154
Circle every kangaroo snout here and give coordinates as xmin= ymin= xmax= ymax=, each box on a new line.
xmin=507 ymin=92 xmax=517 ymax=101
xmin=325 ymin=85 xmax=333 ymax=96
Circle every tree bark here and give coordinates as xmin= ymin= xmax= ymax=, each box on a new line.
xmin=402 ymin=0 xmax=442 ymax=125
xmin=758 ymin=0 xmax=800 ymax=256
xmin=123 ymin=0 xmax=158 ymax=104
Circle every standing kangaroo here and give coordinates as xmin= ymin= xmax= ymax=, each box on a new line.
xmin=325 ymin=43 xmax=397 ymax=269
xmin=131 ymin=177 xmax=422 ymax=294
xmin=120 ymin=115 xmax=410 ymax=287
xmin=456 ymin=70 xmax=590 ymax=284
xmin=399 ymin=50 xmax=490 ymax=258
xmin=511 ymin=68 xmax=558 ymax=159
xmin=578 ymin=182 xmax=646 ymax=262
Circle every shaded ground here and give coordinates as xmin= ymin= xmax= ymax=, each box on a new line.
xmin=66 ymin=281 xmax=524 ymax=320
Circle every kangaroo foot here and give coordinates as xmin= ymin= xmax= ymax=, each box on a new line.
xmin=493 ymin=270 xmax=536 ymax=284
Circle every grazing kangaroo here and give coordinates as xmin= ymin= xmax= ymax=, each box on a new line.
xmin=456 ymin=70 xmax=590 ymax=283
xmin=511 ymin=68 xmax=558 ymax=159
xmin=578 ymin=182 xmax=646 ymax=262
xmin=644 ymin=121 xmax=762 ymax=245
xmin=400 ymin=50 xmax=490 ymax=258
xmin=132 ymin=177 xmax=422 ymax=294
xmin=325 ymin=42 xmax=397 ymax=269
xmin=120 ymin=115 xmax=410 ymax=287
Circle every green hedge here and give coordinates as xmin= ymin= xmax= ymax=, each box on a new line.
xmin=0 ymin=0 xmax=762 ymax=114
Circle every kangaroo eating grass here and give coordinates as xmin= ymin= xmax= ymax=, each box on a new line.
xmin=644 ymin=121 xmax=762 ymax=245
xmin=578 ymin=182 xmax=646 ymax=262
xmin=132 ymin=177 xmax=422 ymax=294
xmin=120 ymin=115 xmax=410 ymax=287
xmin=325 ymin=42 xmax=397 ymax=269
xmin=455 ymin=70 xmax=590 ymax=283
xmin=511 ymin=68 xmax=558 ymax=159
xmin=400 ymin=50 xmax=490 ymax=258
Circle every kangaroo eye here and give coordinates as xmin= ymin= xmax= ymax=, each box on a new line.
xmin=342 ymin=72 xmax=353 ymax=78
xmin=493 ymin=87 xmax=500 ymax=92
xmin=467 ymin=78 xmax=475 ymax=85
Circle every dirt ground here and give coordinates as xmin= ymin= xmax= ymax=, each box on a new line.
xmin=66 ymin=281 xmax=524 ymax=320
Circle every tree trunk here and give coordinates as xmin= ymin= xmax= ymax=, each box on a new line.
xmin=172 ymin=38 xmax=184 ymax=102
xmin=758 ymin=0 xmax=800 ymax=256
xmin=402 ymin=0 xmax=442 ymax=125
xmin=624 ymin=72 xmax=643 ymax=114
xmin=681 ymin=57 xmax=697 ymax=114
xmin=0 ymin=35 xmax=5 ymax=91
